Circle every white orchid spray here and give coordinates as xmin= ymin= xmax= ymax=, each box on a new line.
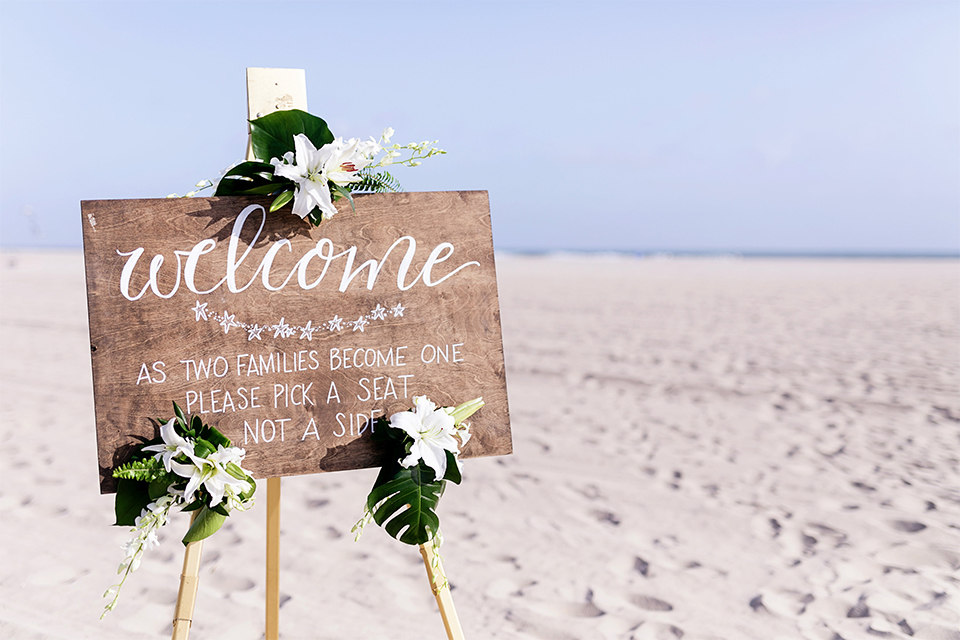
xmin=183 ymin=109 xmax=445 ymax=226
xmin=102 ymin=403 xmax=256 ymax=618
xmin=352 ymin=396 xmax=482 ymax=549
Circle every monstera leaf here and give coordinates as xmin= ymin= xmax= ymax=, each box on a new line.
xmin=367 ymin=464 xmax=446 ymax=546
xmin=249 ymin=109 xmax=333 ymax=164
xmin=365 ymin=449 xmax=463 ymax=546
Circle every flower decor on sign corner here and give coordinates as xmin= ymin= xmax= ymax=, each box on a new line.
xmin=169 ymin=110 xmax=445 ymax=226
xmin=101 ymin=403 xmax=256 ymax=618
xmin=352 ymin=396 xmax=482 ymax=585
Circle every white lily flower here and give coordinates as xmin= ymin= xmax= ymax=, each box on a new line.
xmin=381 ymin=127 xmax=394 ymax=144
xmin=170 ymin=445 xmax=250 ymax=506
xmin=391 ymin=396 xmax=460 ymax=478
xmin=271 ymin=134 xmax=338 ymax=220
xmin=142 ymin=420 xmax=194 ymax=472
xmin=324 ymin=137 xmax=375 ymax=187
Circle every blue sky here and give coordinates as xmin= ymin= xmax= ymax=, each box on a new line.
xmin=1 ymin=1 xmax=957 ymax=253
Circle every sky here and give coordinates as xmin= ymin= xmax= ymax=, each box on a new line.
xmin=0 ymin=0 xmax=957 ymax=253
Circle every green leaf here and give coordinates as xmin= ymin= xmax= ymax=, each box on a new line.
xmin=331 ymin=183 xmax=356 ymax=214
xmin=249 ymin=109 xmax=333 ymax=163
xmin=442 ymin=451 xmax=462 ymax=485
xmin=214 ymin=161 xmax=284 ymax=197
xmin=216 ymin=179 xmax=283 ymax=197
xmin=193 ymin=438 xmax=215 ymax=459
xmin=148 ymin=478 xmax=173 ymax=500
xmin=223 ymin=161 xmax=274 ymax=177
xmin=367 ymin=464 xmax=445 ymax=546
xmin=182 ymin=506 xmax=227 ymax=545
xmin=173 ymin=402 xmax=185 ymax=424
xmin=269 ymin=189 xmax=294 ymax=212
xmin=199 ymin=422 xmax=232 ymax=450
xmin=114 ymin=478 xmax=151 ymax=526
xmin=181 ymin=499 xmax=204 ymax=512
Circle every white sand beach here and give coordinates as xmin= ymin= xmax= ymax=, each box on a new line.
xmin=1 ymin=251 xmax=958 ymax=640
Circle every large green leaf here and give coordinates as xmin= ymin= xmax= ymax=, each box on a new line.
xmin=181 ymin=505 xmax=227 ymax=545
xmin=114 ymin=478 xmax=152 ymax=526
xmin=367 ymin=464 xmax=445 ymax=546
xmin=249 ymin=109 xmax=333 ymax=163
xmin=214 ymin=161 xmax=284 ymax=197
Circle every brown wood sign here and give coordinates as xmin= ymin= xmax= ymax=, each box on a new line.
xmin=81 ymin=191 xmax=511 ymax=492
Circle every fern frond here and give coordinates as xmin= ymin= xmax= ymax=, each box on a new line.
xmin=350 ymin=169 xmax=403 ymax=194
xmin=113 ymin=457 xmax=171 ymax=483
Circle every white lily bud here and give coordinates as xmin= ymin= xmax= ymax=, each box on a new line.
xmin=447 ymin=397 xmax=484 ymax=425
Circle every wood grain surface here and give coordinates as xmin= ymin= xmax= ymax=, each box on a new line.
xmin=80 ymin=192 xmax=511 ymax=492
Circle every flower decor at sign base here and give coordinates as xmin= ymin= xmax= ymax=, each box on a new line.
xmin=101 ymin=403 xmax=256 ymax=618
xmin=171 ymin=110 xmax=445 ymax=227
xmin=352 ymin=396 xmax=483 ymax=552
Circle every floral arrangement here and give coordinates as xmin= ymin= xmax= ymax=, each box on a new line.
xmin=353 ymin=396 xmax=483 ymax=551
xmin=102 ymin=403 xmax=256 ymax=617
xmin=173 ymin=109 xmax=445 ymax=226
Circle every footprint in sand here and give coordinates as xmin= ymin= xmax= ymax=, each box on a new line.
xmin=751 ymin=588 xmax=813 ymax=617
xmin=890 ymin=519 xmax=927 ymax=533
xmin=634 ymin=557 xmax=651 ymax=576
xmin=632 ymin=621 xmax=685 ymax=639
xmin=592 ymin=509 xmax=621 ymax=526
xmin=629 ymin=594 xmax=674 ymax=612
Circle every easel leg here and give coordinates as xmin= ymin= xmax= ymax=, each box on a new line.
xmin=266 ymin=477 xmax=281 ymax=640
xmin=419 ymin=542 xmax=466 ymax=640
xmin=172 ymin=513 xmax=203 ymax=640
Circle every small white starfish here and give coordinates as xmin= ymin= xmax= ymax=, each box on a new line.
xmin=369 ymin=303 xmax=387 ymax=321
xmin=220 ymin=312 xmax=237 ymax=334
xmin=272 ymin=318 xmax=290 ymax=338
xmin=299 ymin=321 xmax=317 ymax=341
xmin=191 ymin=301 xmax=209 ymax=321
xmin=327 ymin=315 xmax=344 ymax=331
xmin=351 ymin=316 xmax=369 ymax=332
xmin=390 ymin=302 xmax=405 ymax=318
xmin=247 ymin=323 xmax=265 ymax=341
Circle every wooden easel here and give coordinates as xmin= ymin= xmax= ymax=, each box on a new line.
xmin=169 ymin=66 xmax=305 ymax=640
xmin=169 ymin=67 xmax=465 ymax=640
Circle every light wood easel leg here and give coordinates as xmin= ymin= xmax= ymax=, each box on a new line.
xmin=171 ymin=512 xmax=203 ymax=640
xmin=266 ymin=477 xmax=281 ymax=640
xmin=419 ymin=542 xmax=466 ymax=640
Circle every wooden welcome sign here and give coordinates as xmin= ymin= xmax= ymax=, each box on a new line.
xmin=81 ymin=191 xmax=511 ymax=492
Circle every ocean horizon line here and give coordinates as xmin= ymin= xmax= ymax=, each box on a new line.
xmin=1 ymin=245 xmax=958 ymax=260
xmin=500 ymin=249 xmax=960 ymax=260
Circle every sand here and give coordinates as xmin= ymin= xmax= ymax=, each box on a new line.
xmin=1 ymin=251 xmax=958 ymax=640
